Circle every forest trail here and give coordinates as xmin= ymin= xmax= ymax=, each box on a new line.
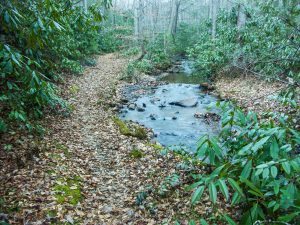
xmin=44 ymin=53 xmax=145 ymax=223
xmin=1 ymin=54 xmax=291 ymax=225
xmin=2 ymin=53 xmax=181 ymax=224
xmin=2 ymin=1 xmax=298 ymax=223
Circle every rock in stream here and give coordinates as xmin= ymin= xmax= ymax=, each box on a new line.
xmin=169 ymin=98 xmax=198 ymax=107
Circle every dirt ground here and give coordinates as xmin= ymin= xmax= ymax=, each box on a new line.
xmin=1 ymin=54 xmax=284 ymax=225
xmin=1 ymin=54 xmax=229 ymax=225
xmin=214 ymin=75 xmax=288 ymax=114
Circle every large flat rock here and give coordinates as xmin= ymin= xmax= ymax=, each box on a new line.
xmin=169 ymin=98 xmax=198 ymax=107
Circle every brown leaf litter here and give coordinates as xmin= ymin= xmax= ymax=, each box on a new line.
xmin=214 ymin=75 xmax=290 ymax=114
xmin=1 ymin=54 xmax=232 ymax=224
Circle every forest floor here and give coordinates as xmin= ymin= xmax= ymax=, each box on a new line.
xmin=1 ymin=53 xmax=286 ymax=225
xmin=1 ymin=54 xmax=225 ymax=225
xmin=214 ymin=75 xmax=287 ymax=115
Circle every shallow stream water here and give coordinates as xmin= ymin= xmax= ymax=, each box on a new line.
xmin=120 ymin=60 xmax=219 ymax=151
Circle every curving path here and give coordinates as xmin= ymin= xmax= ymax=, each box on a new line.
xmin=1 ymin=54 xmax=182 ymax=224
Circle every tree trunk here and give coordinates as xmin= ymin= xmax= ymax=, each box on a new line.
xmin=133 ymin=0 xmax=146 ymax=59
xmin=138 ymin=0 xmax=144 ymax=50
xmin=83 ymin=0 xmax=88 ymax=12
xmin=134 ymin=0 xmax=141 ymax=42
xmin=236 ymin=4 xmax=247 ymax=69
xmin=209 ymin=0 xmax=213 ymax=19
xmin=169 ymin=0 xmax=175 ymax=34
xmin=169 ymin=0 xmax=181 ymax=38
xmin=211 ymin=0 xmax=219 ymax=39
xmin=173 ymin=2 xmax=180 ymax=35
xmin=134 ymin=3 xmax=139 ymax=38
xmin=237 ymin=4 xmax=246 ymax=31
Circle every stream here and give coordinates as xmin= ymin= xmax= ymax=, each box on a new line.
xmin=119 ymin=59 xmax=219 ymax=151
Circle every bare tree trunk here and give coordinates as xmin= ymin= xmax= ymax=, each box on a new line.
xmin=209 ymin=0 xmax=213 ymax=19
xmin=134 ymin=0 xmax=138 ymax=37
xmin=83 ymin=0 xmax=88 ymax=12
xmin=237 ymin=4 xmax=246 ymax=31
xmin=134 ymin=0 xmax=141 ymax=42
xmin=134 ymin=0 xmax=146 ymax=60
xmin=150 ymin=0 xmax=156 ymax=41
xmin=169 ymin=0 xmax=181 ymax=39
xmin=173 ymin=2 xmax=180 ymax=35
xmin=151 ymin=0 xmax=159 ymax=41
xmin=211 ymin=0 xmax=219 ymax=39
xmin=138 ymin=0 xmax=144 ymax=49
xmin=169 ymin=0 xmax=175 ymax=34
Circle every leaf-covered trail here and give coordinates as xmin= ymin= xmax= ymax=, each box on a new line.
xmin=47 ymin=53 xmax=135 ymax=221
xmin=65 ymin=54 xmax=147 ymax=221
xmin=1 ymin=54 xmax=184 ymax=224
xmin=42 ymin=53 xmax=152 ymax=223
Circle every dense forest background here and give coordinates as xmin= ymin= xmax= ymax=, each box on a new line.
xmin=1 ymin=0 xmax=300 ymax=224
xmin=1 ymin=0 xmax=299 ymax=135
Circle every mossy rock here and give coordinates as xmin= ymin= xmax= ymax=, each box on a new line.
xmin=112 ymin=117 xmax=131 ymax=135
xmin=69 ymin=84 xmax=80 ymax=95
xmin=129 ymin=149 xmax=144 ymax=158
xmin=132 ymin=127 xmax=147 ymax=139
xmin=112 ymin=117 xmax=147 ymax=140
xmin=146 ymin=143 xmax=164 ymax=151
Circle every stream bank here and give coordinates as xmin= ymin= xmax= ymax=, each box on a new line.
xmin=214 ymin=75 xmax=288 ymax=115
xmin=118 ymin=58 xmax=220 ymax=151
xmin=1 ymin=54 xmax=222 ymax=224
xmin=0 ymin=53 xmax=284 ymax=224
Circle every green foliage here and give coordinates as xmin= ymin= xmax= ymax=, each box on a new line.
xmin=53 ymin=176 xmax=83 ymax=205
xmin=188 ymin=1 xmax=300 ymax=82
xmin=187 ymin=100 xmax=300 ymax=224
xmin=121 ymin=47 xmax=140 ymax=57
xmin=187 ymin=10 xmax=238 ymax=76
xmin=0 ymin=0 xmax=104 ymax=134
xmin=99 ymin=11 xmax=134 ymax=53
xmin=172 ymin=23 xmax=201 ymax=54
xmin=112 ymin=116 xmax=131 ymax=135
xmin=124 ymin=59 xmax=155 ymax=81
xmin=99 ymin=26 xmax=131 ymax=52
xmin=3 ymin=144 xmax=13 ymax=152
xmin=136 ymin=191 xmax=148 ymax=206
xmin=133 ymin=126 xmax=148 ymax=139
xmin=144 ymin=36 xmax=173 ymax=70
xmin=125 ymin=35 xmax=173 ymax=77
xmin=55 ymin=142 xmax=72 ymax=158
xmin=0 ymin=118 xmax=7 ymax=133
xmin=183 ymin=3 xmax=300 ymax=221
xmin=69 ymin=84 xmax=80 ymax=95
xmin=146 ymin=143 xmax=164 ymax=152
xmin=137 ymin=59 xmax=154 ymax=73
xmin=242 ymin=1 xmax=299 ymax=81
xmin=129 ymin=149 xmax=144 ymax=158
xmin=158 ymin=173 xmax=181 ymax=197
